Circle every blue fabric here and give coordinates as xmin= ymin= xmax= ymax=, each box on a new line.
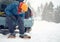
xmin=5 ymin=1 xmax=25 ymax=18
xmin=5 ymin=1 xmax=25 ymax=34
xmin=5 ymin=1 xmax=19 ymax=16
xmin=6 ymin=15 xmax=25 ymax=34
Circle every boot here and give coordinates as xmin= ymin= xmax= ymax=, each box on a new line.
xmin=19 ymin=34 xmax=31 ymax=39
xmin=8 ymin=33 xmax=16 ymax=38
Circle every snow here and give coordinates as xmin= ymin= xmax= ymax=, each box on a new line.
xmin=0 ymin=18 xmax=60 ymax=42
xmin=0 ymin=0 xmax=60 ymax=42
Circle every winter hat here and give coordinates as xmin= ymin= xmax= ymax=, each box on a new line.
xmin=18 ymin=2 xmax=28 ymax=14
xmin=21 ymin=2 xmax=28 ymax=12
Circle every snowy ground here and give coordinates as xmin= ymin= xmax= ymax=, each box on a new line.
xmin=0 ymin=17 xmax=60 ymax=42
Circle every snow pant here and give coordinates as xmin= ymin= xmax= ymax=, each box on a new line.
xmin=6 ymin=15 xmax=25 ymax=35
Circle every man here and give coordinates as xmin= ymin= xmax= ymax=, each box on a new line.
xmin=5 ymin=1 xmax=31 ymax=39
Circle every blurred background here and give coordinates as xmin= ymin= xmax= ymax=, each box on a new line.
xmin=0 ymin=0 xmax=60 ymax=42
xmin=0 ymin=0 xmax=60 ymax=23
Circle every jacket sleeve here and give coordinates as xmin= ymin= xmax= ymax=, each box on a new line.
xmin=5 ymin=4 xmax=13 ymax=16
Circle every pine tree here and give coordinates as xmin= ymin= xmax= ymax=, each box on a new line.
xmin=46 ymin=1 xmax=54 ymax=21
xmin=42 ymin=1 xmax=54 ymax=22
xmin=42 ymin=3 xmax=48 ymax=20
xmin=37 ymin=4 xmax=43 ymax=18
xmin=54 ymin=6 xmax=60 ymax=23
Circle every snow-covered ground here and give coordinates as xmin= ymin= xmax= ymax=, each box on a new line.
xmin=0 ymin=0 xmax=60 ymax=42
xmin=0 ymin=17 xmax=60 ymax=42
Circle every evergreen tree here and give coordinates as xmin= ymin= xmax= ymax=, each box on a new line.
xmin=37 ymin=4 xmax=43 ymax=17
xmin=54 ymin=6 xmax=60 ymax=23
xmin=46 ymin=1 xmax=54 ymax=21
xmin=42 ymin=3 xmax=48 ymax=20
xmin=42 ymin=1 xmax=54 ymax=22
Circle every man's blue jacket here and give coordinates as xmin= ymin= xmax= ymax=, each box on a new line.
xmin=5 ymin=1 xmax=25 ymax=18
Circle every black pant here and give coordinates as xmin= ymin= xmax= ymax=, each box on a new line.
xmin=6 ymin=15 xmax=25 ymax=35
